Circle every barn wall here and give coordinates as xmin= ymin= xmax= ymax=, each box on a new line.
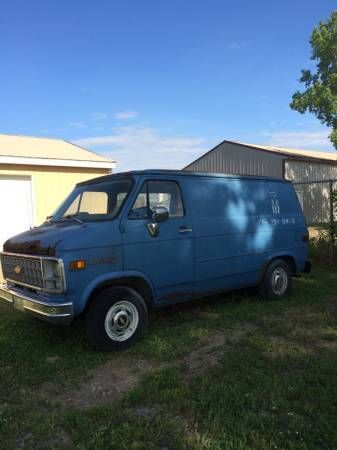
xmin=184 ymin=141 xmax=284 ymax=178
xmin=285 ymin=160 xmax=337 ymax=224
xmin=285 ymin=159 xmax=337 ymax=182
xmin=292 ymin=181 xmax=331 ymax=224
xmin=0 ymin=164 xmax=110 ymax=225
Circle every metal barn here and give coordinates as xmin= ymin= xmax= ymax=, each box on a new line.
xmin=184 ymin=139 xmax=337 ymax=224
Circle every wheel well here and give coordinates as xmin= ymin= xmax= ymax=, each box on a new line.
xmin=259 ymin=255 xmax=297 ymax=283
xmin=279 ymin=255 xmax=296 ymax=274
xmin=83 ymin=276 xmax=154 ymax=316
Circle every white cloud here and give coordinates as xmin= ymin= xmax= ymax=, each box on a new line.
xmin=90 ymin=112 xmax=108 ymax=121
xmin=73 ymin=125 xmax=207 ymax=172
xmin=69 ymin=121 xmax=87 ymax=129
xmin=262 ymin=130 xmax=332 ymax=149
xmin=114 ymin=111 xmax=138 ymax=120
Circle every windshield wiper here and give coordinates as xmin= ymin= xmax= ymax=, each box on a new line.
xmin=45 ymin=215 xmax=56 ymax=223
xmin=61 ymin=214 xmax=84 ymax=224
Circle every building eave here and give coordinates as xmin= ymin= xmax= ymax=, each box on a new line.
xmin=0 ymin=155 xmax=116 ymax=170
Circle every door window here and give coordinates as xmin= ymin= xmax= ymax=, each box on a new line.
xmin=129 ymin=180 xmax=184 ymax=219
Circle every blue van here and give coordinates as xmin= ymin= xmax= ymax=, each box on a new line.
xmin=0 ymin=170 xmax=310 ymax=350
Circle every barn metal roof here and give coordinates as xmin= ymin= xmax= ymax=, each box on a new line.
xmin=238 ymin=141 xmax=337 ymax=162
xmin=0 ymin=134 xmax=116 ymax=169
xmin=184 ymin=139 xmax=337 ymax=169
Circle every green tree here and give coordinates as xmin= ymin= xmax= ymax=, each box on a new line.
xmin=290 ymin=11 xmax=337 ymax=148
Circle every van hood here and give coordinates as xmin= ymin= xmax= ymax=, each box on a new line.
xmin=2 ymin=222 xmax=111 ymax=256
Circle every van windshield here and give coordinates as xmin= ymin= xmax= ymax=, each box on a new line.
xmin=50 ymin=179 xmax=133 ymax=222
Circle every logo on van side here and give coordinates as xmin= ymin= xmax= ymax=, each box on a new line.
xmin=271 ymin=198 xmax=280 ymax=215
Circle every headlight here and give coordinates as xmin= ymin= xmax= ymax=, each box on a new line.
xmin=41 ymin=259 xmax=65 ymax=293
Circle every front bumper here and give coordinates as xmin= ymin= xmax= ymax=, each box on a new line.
xmin=0 ymin=283 xmax=73 ymax=324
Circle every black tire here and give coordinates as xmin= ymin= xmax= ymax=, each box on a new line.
xmin=85 ymin=286 xmax=148 ymax=351
xmin=258 ymin=259 xmax=292 ymax=300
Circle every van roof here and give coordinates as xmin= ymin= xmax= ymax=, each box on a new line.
xmin=77 ymin=169 xmax=288 ymax=186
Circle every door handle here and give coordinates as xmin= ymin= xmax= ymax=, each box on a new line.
xmin=179 ymin=226 xmax=193 ymax=233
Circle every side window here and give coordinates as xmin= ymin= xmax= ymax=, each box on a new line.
xmin=129 ymin=184 xmax=148 ymax=219
xmin=116 ymin=192 xmax=128 ymax=208
xmin=129 ymin=180 xmax=184 ymax=219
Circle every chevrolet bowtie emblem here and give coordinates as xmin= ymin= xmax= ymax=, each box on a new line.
xmin=14 ymin=265 xmax=22 ymax=274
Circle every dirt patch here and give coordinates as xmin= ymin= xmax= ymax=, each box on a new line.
xmin=44 ymin=428 xmax=71 ymax=450
xmin=57 ymin=357 xmax=162 ymax=410
xmin=16 ymin=428 xmax=71 ymax=450
xmin=134 ymin=405 xmax=158 ymax=418
xmin=43 ymin=322 xmax=258 ymax=410
xmin=262 ymin=335 xmax=306 ymax=358
xmin=316 ymin=338 xmax=337 ymax=350
xmin=197 ymin=311 xmax=222 ymax=320
xmin=184 ymin=323 xmax=258 ymax=372
xmin=262 ymin=330 xmax=337 ymax=358
xmin=184 ymin=331 xmax=226 ymax=372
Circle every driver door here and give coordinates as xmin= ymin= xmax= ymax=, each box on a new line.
xmin=121 ymin=179 xmax=194 ymax=303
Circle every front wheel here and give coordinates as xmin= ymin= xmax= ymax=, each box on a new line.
xmin=258 ymin=259 xmax=292 ymax=300
xmin=85 ymin=286 xmax=148 ymax=351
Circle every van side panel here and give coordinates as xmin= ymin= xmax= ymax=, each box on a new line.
xmin=185 ymin=177 xmax=307 ymax=296
xmin=267 ymin=180 xmax=308 ymax=272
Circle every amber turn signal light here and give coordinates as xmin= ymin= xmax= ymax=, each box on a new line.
xmin=69 ymin=259 xmax=87 ymax=270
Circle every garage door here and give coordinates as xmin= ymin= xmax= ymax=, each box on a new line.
xmin=0 ymin=176 xmax=34 ymax=251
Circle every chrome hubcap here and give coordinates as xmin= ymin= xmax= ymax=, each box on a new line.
xmin=104 ymin=301 xmax=139 ymax=342
xmin=271 ymin=267 xmax=288 ymax=296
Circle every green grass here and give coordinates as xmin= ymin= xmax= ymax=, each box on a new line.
xmin=1 ymin=266 xmax=337 ymax=449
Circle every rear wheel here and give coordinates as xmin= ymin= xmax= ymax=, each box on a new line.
xmin=85 ymin=286 xmax=148 ymax=351
xmin=258 ymin=259 xmax=292 ymax=300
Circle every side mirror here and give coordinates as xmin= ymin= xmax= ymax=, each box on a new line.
xmin=146 ymin=206 xmax=169 ymax=237
xmin=152 ymin=205 xmax=169 ymax=223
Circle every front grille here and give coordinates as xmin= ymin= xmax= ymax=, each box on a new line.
xmin=0 ymin=254 xmax=44 ymax=289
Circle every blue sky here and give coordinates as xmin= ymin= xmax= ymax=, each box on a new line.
xmin=1 ymin=0 xmax=336 ymax=171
